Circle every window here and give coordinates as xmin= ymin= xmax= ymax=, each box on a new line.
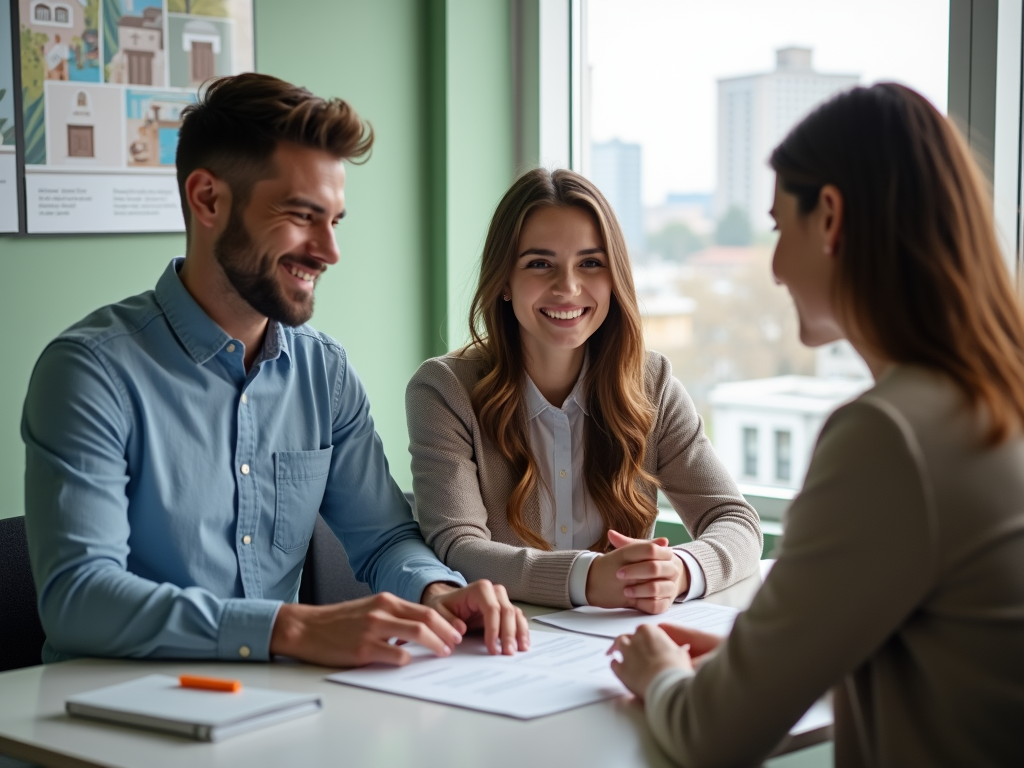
xmin=581 ymin=0 xmax=949 ymax=490
xmin=775 ymin=430 xmax=792 ymax=482
xmin=54 ymin=5 xmax=68 ymax=23
xmin=743 ymin=427 xmax=758 ymax=478
xmin=34 ymin=4 xmax=51 ymax=22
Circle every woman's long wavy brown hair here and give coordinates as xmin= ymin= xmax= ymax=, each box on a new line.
xmin=771 ymin=83 xmax=1024 ymax=444
xmin=465 ymin=168 xmax=658 ymax=551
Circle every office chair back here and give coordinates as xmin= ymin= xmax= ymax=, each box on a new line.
xmin=299 ymin=515 xmax=373 ymax=605
xmin=0 ymin=516 xmax=46 ymax=672
xmin=299 ymin=493 xmax=419 ymax=605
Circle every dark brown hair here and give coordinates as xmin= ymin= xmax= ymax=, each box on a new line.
xmin=771 ymin=83 xmax=1024 ymax=444
xmin=466 ymin=169 xmax=658 ymax=551
xmin=175 ymin=73 xmax=373 ymax=231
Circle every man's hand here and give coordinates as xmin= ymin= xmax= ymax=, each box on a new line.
xmin=608 ymin=623 xmax=697 ymax=700
xmin=422 ymin=580 xmax=530 ymax=655
xmin=270 ymin=592 xmax=461 ymax=668
xmin=585 ymin=530 xmax=688 ymax=614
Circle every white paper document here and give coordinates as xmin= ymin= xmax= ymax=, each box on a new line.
xmin=791 ymin=697 xmax=833 ymax=737
xmin=533 ymin=600 xmax=740 ymax=639
xmin=326 ymin=631 xmax=626 ymax=719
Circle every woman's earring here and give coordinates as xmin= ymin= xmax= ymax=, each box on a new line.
xmin=502 ymin=294 xmax=511 ymax=301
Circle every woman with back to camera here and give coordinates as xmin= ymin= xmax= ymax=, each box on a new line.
xmin=609 ymin=83 xmax=1024 ymax=767
xmin=405 ymin=168 xmax=762 ymax=629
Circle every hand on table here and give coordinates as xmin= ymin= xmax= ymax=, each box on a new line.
xmin=270 ymin=592 xmax=462 ymax=668
xmin=585 ymin=530 xmax=689 ymax=614
xmin=422 ymin=580 xmax=530 ymax=656
xmin=608 ymin=623 xmax=723 ymax=699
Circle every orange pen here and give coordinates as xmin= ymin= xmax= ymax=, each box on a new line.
xmin=179 ymin=674 xmax=242 ymax=693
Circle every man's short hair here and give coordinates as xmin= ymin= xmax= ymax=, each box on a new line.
xmin=175 ymin=73 xmax=373 ymax=233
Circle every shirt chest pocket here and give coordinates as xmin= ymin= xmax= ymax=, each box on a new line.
xmin=273 ymin=447 xmax=334 ymax=552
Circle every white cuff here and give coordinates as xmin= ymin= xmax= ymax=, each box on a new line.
xmin=568 ymin=551 xmax=601 ymax=606
xmin=672 ymin=549 xmax=706 ymax=602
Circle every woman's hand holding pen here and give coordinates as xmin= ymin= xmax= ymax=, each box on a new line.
xmin=585 ymin=530 xmax=689 ymax=614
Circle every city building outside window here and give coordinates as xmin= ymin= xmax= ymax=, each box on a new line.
xmin=743 ymin=427 xmax=758 ymax=479
xmin=582 ymin=0 xmax=949 ymax=498
xmin=775 ymin=429 xmax=792 ymax=482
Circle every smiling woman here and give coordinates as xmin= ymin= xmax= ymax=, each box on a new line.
xmin=405 ymin=168 xmax=762 ymax=612
xmin=506 ymin=205 xmax=613 ymax=403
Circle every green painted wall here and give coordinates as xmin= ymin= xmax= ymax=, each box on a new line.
xmin=253 ymin=0 xmax=433 ymax=494
xmin=432 ymin=0 xmax=515 ymax=352
xmin=0 ymin=239 xmax=183 ymax=519
xmin=0 ymin=0 xmax=518 ymax=518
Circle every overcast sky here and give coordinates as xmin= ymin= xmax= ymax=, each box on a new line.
xmin=587 ymin=0 xmax=950 ymax=205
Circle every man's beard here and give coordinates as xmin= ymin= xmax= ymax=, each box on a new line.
xmin=214 ymin=205 xmax=320 ymax=327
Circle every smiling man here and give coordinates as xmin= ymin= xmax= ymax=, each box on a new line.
xmin=22 ymin=73 xmax=527 ymax=667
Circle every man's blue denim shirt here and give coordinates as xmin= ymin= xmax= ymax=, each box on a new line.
xmin=22 ymin=258 xmax=465 ymax=662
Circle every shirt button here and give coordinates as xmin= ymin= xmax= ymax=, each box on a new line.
xmin=239 ymin=645 xmax=251 ymax=658
xmin=242 ymin=535 xmax=252 ymax=545
xmin=241 ymin=393 xmax=248 ymax=404
xmin=559 ymin=469 xmax=567 ymax=478
xmin=226 ymin=343 xmax=236 ymax=353
xmin=561 ymin=525 xmax=568 ymax=533
xmin=240 ymin=464 xmax=250 ymax=475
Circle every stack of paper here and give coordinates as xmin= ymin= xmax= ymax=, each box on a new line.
xmin=533 ymin=600 xmax=740 ymax=639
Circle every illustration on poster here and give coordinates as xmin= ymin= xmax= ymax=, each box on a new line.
xmin=14 ymin=0 xmax=254 ymax=234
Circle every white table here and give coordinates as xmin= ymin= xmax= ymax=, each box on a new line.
xmin=0 ymin=562 xmax=831 ymax=768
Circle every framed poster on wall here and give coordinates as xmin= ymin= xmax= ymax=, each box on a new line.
xmin=1 ymin=1 xmax=20 ymax=233
xmin=13 ymin=0 xmax=254 ymax=235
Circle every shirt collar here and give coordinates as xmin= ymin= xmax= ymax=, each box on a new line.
xmin=155 ymin=257 xmax=291 ymax=366
xmin=255 ymin=319 xmax=290 ymax=365
xmin=524 ymin=354 xmax=590 ymax=420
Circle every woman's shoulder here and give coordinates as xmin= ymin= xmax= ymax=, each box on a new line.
xmin=408 ymin=346 xmax=490 ymax=400
xmin=843 ymin=365 xmax=984 ymax=450
xmin=638 ymin=350 xmax=703 ymax=445
xmin=835 ymin=366 xmax=954 ymax=429
xmin=643 ymin=349 xmax=673 ymax=387
xmin=643 ymin=350 xmax=686 ymax=406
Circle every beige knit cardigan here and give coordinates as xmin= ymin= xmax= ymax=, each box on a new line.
xmin=405 ymin=349 xmax=762 ymax=608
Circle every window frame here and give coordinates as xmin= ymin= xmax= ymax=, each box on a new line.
xmin=522 ymin=0 xmax=1024 ymax=525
